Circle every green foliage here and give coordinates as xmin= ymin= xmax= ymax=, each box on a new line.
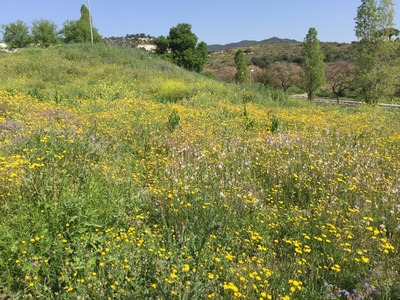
xmin=155 ymin=80 xmax=193 ymax=103
xmin=153 ymin=35 xmax=169 ymax=54
xmin=155 ymin=23 xmax=208 ymax=73
xmin=169 ymin=23 xmax=198 ymax=53
xmin=302 ymin=27 xmax=326 ymax=101
xmin=269 ymin=113 xmax=280 ymax=132
xmin=234 ymin=49 xmax=249 ymax=84
xmin=355 ymin=0 xmax=381 ymax=41
xmin=1 ymin=20 xmax=31 ymax=49
xmin=31 ymin=19 xmax=60 ymax=48
xmin=60 ymin=5 xmax=102 ymax=44
xmin=167 ymin=109 xmax=181 ymax=132
xmin=354 ymin=0 xmax=398 ymax=103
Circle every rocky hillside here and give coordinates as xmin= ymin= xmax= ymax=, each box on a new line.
xmin=103 ymin=33 xmax=156 ymax=51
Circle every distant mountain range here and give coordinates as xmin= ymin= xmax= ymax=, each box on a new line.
xmin=207 ymin=37 xmax=300 ymax=53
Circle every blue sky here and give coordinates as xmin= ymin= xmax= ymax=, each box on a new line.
xmin=1 ymin=0 xmax=400 ymax=44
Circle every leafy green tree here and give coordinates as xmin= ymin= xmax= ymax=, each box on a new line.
xmin=181 ymin=41 xmax=208 ymax=72
xmin=32 ymin=19 xmax=59 ymax=47
xmin=154 ymin=23 xmax=208 ymax=72
xmin=354 ymin=0 xmax=397 ymax=103
xmin=153 ymin=35 xmax=169 ymax=54
xmin=234 ymin=49 xmax=249 ymax=84
xmin=1 ymin=20 xmax=31 ymax=49
xmin=61 ymin=5 xmax=102 ymax=44
xmin=302 ymin=27 xmax=325 ymax=101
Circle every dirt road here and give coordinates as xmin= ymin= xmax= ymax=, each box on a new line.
xmin=292 ymin=94 xmax=400 ymax=109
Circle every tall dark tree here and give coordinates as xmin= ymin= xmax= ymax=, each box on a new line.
xmin=302 ymin=27 xmax=325 ymax=101
xmin=61 ymin=5 xmax=102 ymax=44
xmin=354 ymin=0 xmax=397 ymax=103
xmin=32 ymin=19 xmax=59 ymax=47
xmin=234 ymin=49 xmax=249 ymax=84
xmin=154 ymin=23 xmax=208 ymax=72
xmin=1 ymin=20 xmax=31 ymax=49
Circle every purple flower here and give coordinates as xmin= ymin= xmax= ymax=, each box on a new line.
xmin=342 ymin=289 xmax=350 ymax=296
xmin=33 ymin=261 xmax=38 ymax=267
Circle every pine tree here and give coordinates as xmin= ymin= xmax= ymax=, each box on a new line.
xmin=302 ymin=27 xmax=325 ymax=101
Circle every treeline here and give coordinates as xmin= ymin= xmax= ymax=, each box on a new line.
xmin=0 ymin=5 xmax=101 ymax=49
xmin=233 ymin=0 xmax=400 ymax=103
xmin=249 ymin=43 xmax=357 ymax=67
xmin=247 ymin=48 xmax=357 ymax=101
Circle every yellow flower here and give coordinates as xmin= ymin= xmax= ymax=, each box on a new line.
xmin=292 ymin=280 xmax=301 ymax=286
xmin=225 ymin=253 xmax=235 ymax=261
xmin=223 ymin=282 xmax=239 ymax=292
xmin=361 ymin=256 xmax=370 ymax=263
xmin=182 ymin=264 xmax=190 ymax=272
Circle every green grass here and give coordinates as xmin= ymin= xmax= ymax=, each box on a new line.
xmin=0 ymin=44 xmax=399 ymax=299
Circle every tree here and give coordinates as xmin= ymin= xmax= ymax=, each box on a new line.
xmin=325 ymin=60 xmax=355 ymax=102
xmin=302 ymin=27 xmax=325 ymax=101
xmin=181 ymin=41 xmax=208 ymax=72
xmin=1 ymin=20 xmax=31 ymax=49
xmin=354 ymin=0 xmax=397 ymax=103
xmin=269 ymin=62 xmax=302 ymax=93
xmin=32 ymin=19 xmax=59 ymax=47
xmin=378 ymin=27 xmax=400 ymax=40
xmin=234 ymin=49 xmax=249 ymax=84
xmin=153 ymin=35 xmax=169 ymax=54
xmin=61 ymin=5 xmax=102 ymax=44
xmin=154 ymin=23 xmax=208 ymax=72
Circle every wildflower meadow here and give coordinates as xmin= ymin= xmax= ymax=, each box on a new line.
xmin=0 ymin=45 xmax=399 ymax=299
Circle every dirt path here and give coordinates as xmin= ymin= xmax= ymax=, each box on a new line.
xmin=292 ymin=94 xmax=400 ymax=109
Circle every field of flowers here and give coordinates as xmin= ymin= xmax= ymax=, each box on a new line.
xmin=0 ymin=45 xmax=399 ymax=299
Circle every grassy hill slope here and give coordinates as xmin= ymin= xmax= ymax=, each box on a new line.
xmin=0 ymin=44 xmax=399 ymax=299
